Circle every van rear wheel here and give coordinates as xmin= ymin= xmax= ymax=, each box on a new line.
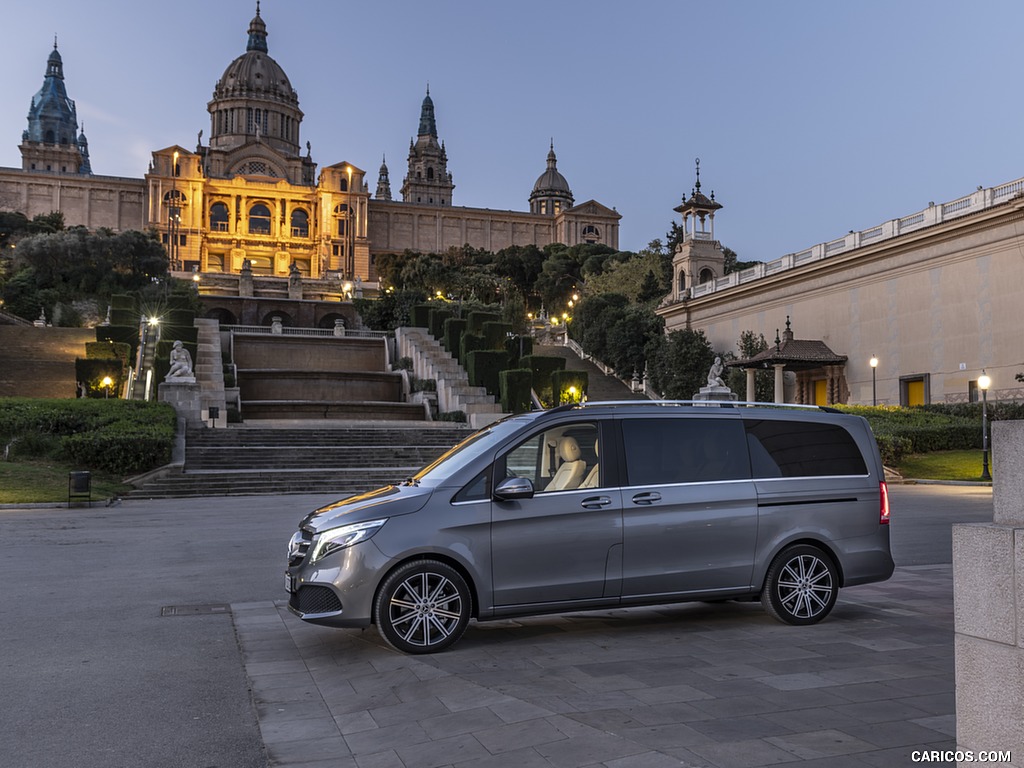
xmin=761 ymin=545 xmax=838 ymax=625
xmin=375 ymin=560 xmax=471 ymax=654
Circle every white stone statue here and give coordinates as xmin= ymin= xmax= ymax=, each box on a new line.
xmin=166 ymin=340 xmax=194 ymax=379
xmin=707 ymin=356 xmax=726 ymax=388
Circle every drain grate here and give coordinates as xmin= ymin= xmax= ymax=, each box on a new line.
xmin=160 ymin=604 xmax=231 ymax=617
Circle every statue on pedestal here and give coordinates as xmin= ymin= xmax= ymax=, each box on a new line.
xmin=166 ymin=340 xmax=194 ymax=381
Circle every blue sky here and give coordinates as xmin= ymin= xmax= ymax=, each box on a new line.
xmin=2 ymin=0 xmax=1022 ymax=261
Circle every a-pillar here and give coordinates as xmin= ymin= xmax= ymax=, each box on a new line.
xmin=952 ymin=420 xmax=1024 ymax=763
xmin=745 ymin=368 xmax=756 ymax=403
xmin=773 ymin=364 xmax=786 ymax=404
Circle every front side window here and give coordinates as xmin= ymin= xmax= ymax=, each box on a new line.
xmin=621 ymin=417 xmax=750 ymax=486
xmin=501 ymin=423 xmax=599 ymax=494
xmin=745 ymin=419 xmax=867 ymax=478
xmin=210 ymin=202 xmax=229 ymax=232
xmin=291 ymin=209 xmax=309 ymax=237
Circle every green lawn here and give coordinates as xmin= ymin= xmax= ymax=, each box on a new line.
xmin=0 ymin=459 xmax=133 ymax=504
xmin=893 ymin=450 xmax=993 ymax=483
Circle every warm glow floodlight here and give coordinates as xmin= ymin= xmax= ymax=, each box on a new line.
xmin=869 ymin=356 xmax=878 ymax=368
xmin=978 ymin=372 xmax=991 ymax=390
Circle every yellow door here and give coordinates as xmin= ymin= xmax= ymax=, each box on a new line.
xmin=907 ymin=379 xmax=925 ymax=406
xmin=814 ymin=379 xmax=828 ymax=406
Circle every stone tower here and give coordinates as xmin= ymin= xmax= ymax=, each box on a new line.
xmin=400 ymin=87 xmax=454 ymax=206
xmin=20 ymin=40 xmax=91 ymax=174
xmin=669 ymin=159 xmax=725 ymax=300
xmin=375 ymin=155 xmax=392 ymax=201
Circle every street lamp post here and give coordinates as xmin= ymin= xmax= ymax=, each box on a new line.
xmin=978 ymin=371 xmax=991 ymax=481
xmin=170 ymin=151 xmax=180 ymax=271
xmin=869 ymin=356 xmax=878 ymax=406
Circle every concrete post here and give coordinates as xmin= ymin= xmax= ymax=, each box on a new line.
xmin=952 ymin=420 xmax=1024 ymax=763
xmin=745 ymin=368 xmax=755 ymax=403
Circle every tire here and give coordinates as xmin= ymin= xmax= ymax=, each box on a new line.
xmin=374 ymin=560 xmax=472 ymax=654
xmin=761 ymin=545 xmax=838 ymax=625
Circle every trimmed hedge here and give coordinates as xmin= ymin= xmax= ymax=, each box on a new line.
xmin=499 ymin=368 xmax=533 ymax=414
xmin=467 ymin=311 xmax=500 ymax=334
xmin=0 ymin=398 xmax=176 ymax=474
xmin=503 ymin=334 xmax=533 ymax=368
xmin=522 ymin=355 xmax=566 ymax=403
xmin=481 ymin=320 xmax=513 ymax=350
xmin=428 ymin=308 xmax=452 ymax=340
xmin=442 ymin=317 xmax=467 ymax=355
xmin=466 ymin=350 xmax=511 ymax=396
xmin=552 ymin=370 xmax=589 ymax=405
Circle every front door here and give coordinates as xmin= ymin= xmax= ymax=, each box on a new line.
xmin=490 ymin=421 xmax=623 ymax=607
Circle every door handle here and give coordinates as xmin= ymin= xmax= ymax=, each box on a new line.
xmin=631 ymin=492 xmax=662 ymax=505
xmin=581 ymin=496 xmax=612 ymax=509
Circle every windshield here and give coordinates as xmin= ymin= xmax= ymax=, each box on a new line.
xmin=409 ymin=416 xmax=533 ymax=485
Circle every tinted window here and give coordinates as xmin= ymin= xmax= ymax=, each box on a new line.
xmin=621 ymin=418 xmax=750 ymax=486
xmin=744 ymin=419 xmax=867 ymax=478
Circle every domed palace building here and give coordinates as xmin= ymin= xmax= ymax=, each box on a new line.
xmin=0 ymin=5 xmax=620 ymax=289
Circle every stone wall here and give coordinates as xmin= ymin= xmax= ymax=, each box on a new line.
xmin=953 ymin=420 xmax=1024 ymax=761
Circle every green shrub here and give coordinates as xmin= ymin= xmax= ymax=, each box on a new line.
xmin=503 ymin=334 xmax=533 ymax=367
xmin=522 ymin=355 xmax=566 ymax=403
xmin=410 ymin=304 xmax=432 ymax=328
xmin=499 ymin=368 xmax=533 ymax=414
xmin=0 ymin=398 xmax=176 ymax=475
xmin=443 ymin=317 xmax=467 ymax=356
xmin=467 ymin=311 xmax=500 ymax=334
xmin=460 ymin=332 xmax=485 ymax=362
xmin=428 ymin=308 xmax=452 ymax=340
xmin=438 ymin=410 xmax=467 ymax=423
xmin=552 ymin=370 xmax=589 ymax=405
xmin=481 ymin=321 xmax=513 ymax=350
xmin=466 ymin=350 xmax=511 ymax=396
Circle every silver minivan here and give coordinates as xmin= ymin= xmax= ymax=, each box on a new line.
xmin=286 ymin=401 xmax=893 ymax=653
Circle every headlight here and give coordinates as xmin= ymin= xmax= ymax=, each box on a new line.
xmin=309 ymin=519 xmax=387 ymax=563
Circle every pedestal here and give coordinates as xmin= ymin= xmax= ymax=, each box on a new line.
xmin=692 ymin=385 xmax=738 ymax=403
xmin=952 ymin=421 xmax=1024 ymax=763
xmin=158 ymin=379 xmax=202 ymax=426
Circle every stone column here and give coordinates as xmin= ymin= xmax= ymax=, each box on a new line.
xmin=773 ymin=364 xmax=785 ymax=404
xmin=952 ymin=420 xmax=1024 ymax=763
xmin=745 ymin=368 xmax=756 ymax=403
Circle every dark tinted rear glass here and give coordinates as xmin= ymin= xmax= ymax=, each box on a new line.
xmin=621 ymin=418 xmax=750 ymax=485
xmin=744 ymin=419 xmax=867 ymax=478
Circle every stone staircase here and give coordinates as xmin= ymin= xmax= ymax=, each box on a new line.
xmin=395 ymin=327 xmax=506 ymax=427
xmin=534 ymin=343 xmax=649 ymax=402
xmin=128 ymin=423 xmax=473 ymax=498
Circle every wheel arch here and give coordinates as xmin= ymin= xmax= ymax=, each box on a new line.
xmin=759 ymin=537 xmax=846 ymax=590
xmin=371 ymin=553 xmax=481 ymax=624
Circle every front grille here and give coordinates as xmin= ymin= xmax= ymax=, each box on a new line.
xmin=288 ymin=527 xmax=314 ymax=567
xmin=290 ymin=585 xmax=343 ymax=615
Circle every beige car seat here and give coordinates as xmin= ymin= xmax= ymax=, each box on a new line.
xmin=580 ymin=438 xmax=600 ymax=488
xmin=546 ymin=436 xmax=586 ymax=491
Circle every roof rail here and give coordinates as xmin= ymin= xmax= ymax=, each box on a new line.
xmin=573 ymin=400 xmax=828 ymax=411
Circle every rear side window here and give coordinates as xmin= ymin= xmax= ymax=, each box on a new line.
xmin=744 ymin=419 xmax=867 ymax=478
xmin=621 ymin=418 xmax=750 ymax=486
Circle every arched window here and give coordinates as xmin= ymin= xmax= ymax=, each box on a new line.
xmin=249 ymin=203 xmax=272 ymax=235
xmin=427 ymin=167 xmax=434 ymax=180
xmin=581 ymin=224 xmax=600 ymax=244
xmin=678 ymin=270 xmax=686 ymax=293
xmin=291 ymin=209 xmax=309 ymax=238
xmin=339 ymin=176 xmax=348 ymax=192
xmin=698 ymin=267 xmax=715 ymax=284
xmin=210 ymin=202 xmax=229 ymax=232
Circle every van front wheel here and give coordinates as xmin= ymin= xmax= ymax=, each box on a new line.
xmin=761 ymin=545 xmax=838 ymax=625
xmin=375 ymin=560 xmax=471 ymax=654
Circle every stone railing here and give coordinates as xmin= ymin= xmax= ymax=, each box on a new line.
xmin=688 ymin=176 xmax=1024 ymax=300
xmin=223 ymin=324 xmax=388 ymax=339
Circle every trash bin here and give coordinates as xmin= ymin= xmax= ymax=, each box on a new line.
xmin=68 ymin=471 xmax=92 ymax=507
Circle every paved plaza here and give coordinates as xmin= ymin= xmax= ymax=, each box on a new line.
xmin=239 ymin=565 xmax=957 ymax=768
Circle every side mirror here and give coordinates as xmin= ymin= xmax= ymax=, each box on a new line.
xmin=493 ymin=476 xmax=535 ymax=501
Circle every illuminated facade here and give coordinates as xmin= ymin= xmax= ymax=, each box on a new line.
xmin=0 ymin=6 xmax=620 ymax=284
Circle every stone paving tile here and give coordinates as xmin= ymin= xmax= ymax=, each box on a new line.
xmin=236 ymin=565 xmax=961 ymax=767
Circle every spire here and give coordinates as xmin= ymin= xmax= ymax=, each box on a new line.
xmin=546 ymin=139 xmax=557 ymax=169
xmin=376 ymin=154 xmax=392 ymax=201
xmin=247 ymin=1 xmax=268 ymax=53
xmin=417 ymin=86 xmax=437 ymax=138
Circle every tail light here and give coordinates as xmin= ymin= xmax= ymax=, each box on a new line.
xmin=879 ymin=481 xmax=890 ymax=525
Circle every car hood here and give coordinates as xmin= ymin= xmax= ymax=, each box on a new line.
xmin=301 ymin=483 xmax=434 ymax=533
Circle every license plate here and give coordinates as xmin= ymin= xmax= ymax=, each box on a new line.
xmin=285 ymin=572 xmax=295 ymax=593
